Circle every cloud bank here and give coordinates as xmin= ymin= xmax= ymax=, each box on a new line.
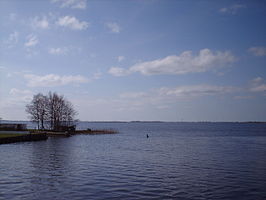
xmin=109 ymin=49 xmax=236 ymax=76
xmin=158 ymin=85 xmax=236 ymax=97
xmin=24 ymin=74 xmax=89 ymax=87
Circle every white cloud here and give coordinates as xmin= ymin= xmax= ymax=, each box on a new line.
xmin=219 ymin=4 xmax=246 ymax=14
xmin=8 ymin=88 xmax=33 ymax=103
xmin=24 ymin=34 xmax=39 ymax=47
xmin=106 ymin=22 xmax=121 ymax=33
xmin=57 ymin=16 xmax=89 ymax=30
xmin=71 ymin=82 xmax=240 ymax=120
xmin=103 ymin=84 xmax=237 ymax=113
xmin=250 ymin=77 xmax=266 ymax=92
xmin=9 ymin=88 xmax=32 ymax=96
xmin=248 ymin=47 xmax=266 ymax=57
xmin=5 ymin=31 xmax=19 ymax=48
xmin=109 ymin=49 xmax=236 ymax=76
xmin=108 ymin=67 xmax=130 ymax=77
xmin=0 ymin=88 xmax=33 ymax=120
xmin=119 ymin=92 xmax=148 ymax=99
xmin=158 ymin=85 xmax=236 ymax=98
xmin=119 ymin=84 xmax=236 ymax=107
xmin=48 ymin=47 xmax=68 ymax=55
xmin=52 ymin=0 xmax=87 ymax=9
xmin=118 ymin=56 xmax=125 ymax=62
xmin=24 ymin=74 xmax=89 ymax=87
xmin=31 ymin=16 xmax=49 ymax=29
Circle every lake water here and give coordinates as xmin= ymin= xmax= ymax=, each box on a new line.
xmin=1 ymin=122 xmax=266 ymax=200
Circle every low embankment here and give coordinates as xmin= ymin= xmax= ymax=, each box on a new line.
xmin=0 ymin=133 xmax=48 ymax=145
xmin=0 ymin=128 xmax=118 ymax=144
xmin=31 ymin=129 xmax=118 ymax=137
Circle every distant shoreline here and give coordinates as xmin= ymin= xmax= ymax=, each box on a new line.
xmin=1 ymin=120 xmax=266 ymax=124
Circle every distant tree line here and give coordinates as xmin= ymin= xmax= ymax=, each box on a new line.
xmin=26 ymin=92 xmax=77 ymax=130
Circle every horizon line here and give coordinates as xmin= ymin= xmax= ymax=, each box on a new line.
xmin=1 ymin=119 xmax=266 ymax=123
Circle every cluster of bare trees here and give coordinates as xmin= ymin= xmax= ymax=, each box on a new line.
xmin=26 ymin=92 xmax=77 ymax=130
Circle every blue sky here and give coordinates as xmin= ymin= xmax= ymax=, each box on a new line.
xmin=0 ymin=0 xmax=266 ymax=121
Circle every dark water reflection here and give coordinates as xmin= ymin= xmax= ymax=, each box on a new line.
xmin=1 ymin=122 xmax=266 ymax=200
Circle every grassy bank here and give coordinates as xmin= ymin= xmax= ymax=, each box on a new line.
xmin=27 ymin=129 xmax=118 ymax=136
xmin=0 ymin=127 xmax=117 ymax=144
xmin=0 ymin=133 xmax=25 ymax=138
xmin=0 ymin=133 xmax=48 ymax=144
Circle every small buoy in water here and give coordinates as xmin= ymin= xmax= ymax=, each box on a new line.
xmin=146 ymin=134 xmax=149 ymax=138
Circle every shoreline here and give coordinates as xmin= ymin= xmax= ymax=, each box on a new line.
xmin=0 ymin=133 xmax=48 ymax=145
xmin=43 ymin=129 xmax=118 ymax=137
xmin=1 ymin=120 xmax=266 ymax=124
xmin=0 ymin=128 xmax=118 ymax=144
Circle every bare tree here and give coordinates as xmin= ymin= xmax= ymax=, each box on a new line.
xmin=47 ymin=92 xmax=65 ymax=130
xmin=62 ymin=100 xmax=77 ymax=127
xmin=26 ymin=92 xmax=77 ymax=130
xmin=26 ymin=93 xmax=48 ymax=129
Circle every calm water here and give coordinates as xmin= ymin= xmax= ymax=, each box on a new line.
xmin=1 ymin=122 xmax=266 ymax=200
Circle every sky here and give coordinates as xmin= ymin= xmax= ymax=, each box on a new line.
xmin=0 ymin=0 xmax=266 ymax=121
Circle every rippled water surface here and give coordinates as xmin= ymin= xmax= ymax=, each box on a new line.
xmin=1 ymin=122 xmax=266 ymax=200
